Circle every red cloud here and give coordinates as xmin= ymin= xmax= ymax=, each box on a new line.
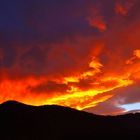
xmin=115 ymin=0 xmax=136 ymax=16
xmin=87 ymin=16 xmax=107 ymax=31
xmin=0 ymin=0 xmax=140 ymax=115
xmin=86 ymin=6 xmax=107 ymax=31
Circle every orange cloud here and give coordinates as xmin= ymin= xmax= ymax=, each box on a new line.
xmin=0 ymin=0 xmax=140 ymax=115
xmin=134 ymin=50 xmax=140 ymax=58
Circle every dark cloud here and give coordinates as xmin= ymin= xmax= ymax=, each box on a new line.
xmin=29 ymin=81 xmax=69 ymax=94
xmin=84 ymin=82 xmax=140 ymax=115
xmin=85 ymin=102 xmax=125 ymax=116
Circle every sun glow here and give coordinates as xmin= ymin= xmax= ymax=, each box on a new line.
xmin=0 ymin=53 xmax=136 ymax=110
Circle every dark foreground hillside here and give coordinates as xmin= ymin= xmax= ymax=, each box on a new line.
xmin=0 ymin=101 xmax=140 ymax=140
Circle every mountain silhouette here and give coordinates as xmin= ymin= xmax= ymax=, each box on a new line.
xmin=0 ymin=101 xmax=140 ymax=140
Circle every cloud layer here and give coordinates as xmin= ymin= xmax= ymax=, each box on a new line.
xmin=0 ymin=0 xmax=140 ymax=114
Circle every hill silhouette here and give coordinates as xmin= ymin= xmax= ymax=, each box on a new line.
xmin=0 ymin=101 xmax=140 ymax=140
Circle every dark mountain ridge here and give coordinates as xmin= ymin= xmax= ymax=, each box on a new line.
xmin=0 ymin=101 xmax=140 ymax=140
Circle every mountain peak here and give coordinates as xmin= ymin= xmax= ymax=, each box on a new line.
xmin=1 ymin=100 xmax=23 ymax=105
xmin=0 ymin=100 xmax=140 ymax=139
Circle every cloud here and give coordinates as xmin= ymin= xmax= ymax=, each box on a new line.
xmin=86 ymin=3 xmax=107 ymax=32
xmin=0 ymin=0 xmax=140 ymax=114
xmin=29 ymin=81 xmax=69 ymax=94
xmin=134 ymin=50 xmax=140 ymax=58
xmin=84 ymin=101 xmax=125 ymax=116
xmin=84 ymin=81 xmax=140 ymax=115
xmin=115 ymin=0 xmax=137 ymax=16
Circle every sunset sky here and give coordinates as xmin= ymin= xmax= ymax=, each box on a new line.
xmin=0 ymin=0 xmax=140 ymax=115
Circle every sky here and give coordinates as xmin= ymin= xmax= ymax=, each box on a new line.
xmin=0 ymin=0 xmax=140 ymax=115
xmin=121 ymin=103 xmax=140 ymax=111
